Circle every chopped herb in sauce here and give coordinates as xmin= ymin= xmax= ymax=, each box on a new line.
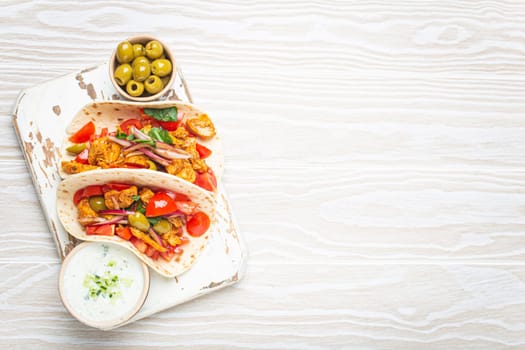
xmin=82 ymin=260 xmax=133 ymax=301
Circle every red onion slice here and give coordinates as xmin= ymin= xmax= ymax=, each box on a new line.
xmin=98 ymin=210 xmax=135 ymax=216
xmin=148 ymin=228 xmax=165 ymax=248
xmin=140 ymin=149 xmax=172 ymax=167
xmin=107 ymin=135 xmax=132 ymax=147
xmin=153 ymin=148 xmax=191 ymax=160
xmin=91 ymin=215 xmax=124 ymax=226
xmin=130 ymin=126 xmax=152 ymax=141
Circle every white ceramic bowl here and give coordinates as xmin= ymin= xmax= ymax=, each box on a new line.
xmin=109 ymin=35 xmax=176 ymax=102
xmin=59 ymin=242 xmax=150 ymax=330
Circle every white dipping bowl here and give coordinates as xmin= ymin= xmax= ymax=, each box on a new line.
xmin=59 ymin=242 xmax=150 ymax=330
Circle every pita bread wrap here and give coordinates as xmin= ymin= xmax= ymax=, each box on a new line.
xmin=59 ymin=100 xmax=224 ymax=193
xmin=57 ymin=168 xmax=216 ymax=278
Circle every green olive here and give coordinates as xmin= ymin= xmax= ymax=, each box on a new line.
xmin=153 ymin=219 xmax=172 ymax=234
xmin=114 ymin=63 xmax=133 ymax=86
xmin=66 ymin=143 xmax=86 ymax=154
xmin=144 ymin=75 xmax=163 ymax=94
xmin=132 ymin=43 xmax=145 ymax=58
xmin=151 ymin=59 xmax=172 ymax=77
xmin=116 ymin=41 xmax=134 ymax=63
xmin=89 ymin=196 xmax=107 ymax=212
xmin=132 ymin=56 xmax=150 ymax=68
xmin=146 ymin=160 xmax=157 ymax=170
xmin=126 ymin=80 xmax=144 ymax=97
xmin=133 ymin=61 xmax=151 ymax=82
xmin=128 ymin=212 xmax=150 ymax=232
xmin=145 ymin=40 xmax=164 ymax=59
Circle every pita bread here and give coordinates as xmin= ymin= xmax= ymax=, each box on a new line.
xmin=59 ymin=100 xmax=224 ymax=191
xmin=57 ymin=168 xmax=216 ymax=278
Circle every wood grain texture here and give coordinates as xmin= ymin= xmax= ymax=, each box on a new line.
xmin=1 ymin=0 xmax=525 ymax=348
xmin=2 ymin=263 xmax=525 ymax=350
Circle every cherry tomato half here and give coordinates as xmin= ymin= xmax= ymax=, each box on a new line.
xmin=86 ymin=224 xmax=115 ymax=236
xmin=104 ymin=183 xmax=132 ymax=191
xmin=69 ymin=121 xmax=95 ymax=143
xmin=194 ymin=169 xmax=217 ymax=192
xmin=74 ymin=148 xmax=89 ymax=164
xmin=120 ymin=118 xmax=143 ymax=135
xmin=175 ymin=201 xmax=198 ymax=215
xmin=164 ymin=191 xmax=190 ymax=202
xmin=186 ymin=212 xmax=210 ymax=237
xmin=73 ymin=185 xmax=105 ymax=205
xmin=196 ymin=143 xmax=212 ymax=159
xmin=145 ymin=191 xmax=178 ymax=217
xmin=158 ymin=120 xmax=181 ymax=131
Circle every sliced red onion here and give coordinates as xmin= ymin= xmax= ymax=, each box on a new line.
xmin=116 ymin=220 xmax=129 ymax=225
xmin=148 ymin=228 xmax=165 ymax=248
xmin=91 ymin=215 xmax=124 ymax=226
xmin=123 ymin=143 xmax=153 ymax=153
xmin=156 ymin=141 xmax=173 ymax=150
xmin=107 ymin=135 xmax=132 ymax=147
xmin=165 ymin=211 xmax=185 ymax=219
xmin=99 ymin=209 xmax=135 ymax=216
xmin=153 ymin=148 xmax=191 ymax=160
xmin=79 ymin=217 xmax=106 ymax=225
xmin=141 ymin=149 xmax=172 ymax=167
xmin=130 ymin=126 xmax=152 ymax=141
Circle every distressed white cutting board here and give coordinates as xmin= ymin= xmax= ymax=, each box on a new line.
xmin=12 ymin=63 xmax=247 ymax=327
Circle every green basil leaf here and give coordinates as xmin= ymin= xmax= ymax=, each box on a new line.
xmin=143 ymin=107 xmax=178 ymax=122
xmin=116 ymin=130 xmax=128 ymax=139
xmin=136 ymin=201 xmax=146 ymax=215
xmin=135 ymin=139 xmax=157 ymax=147
xmin=148 ymin=127 xmax=173 ymax=145
xmin=148 ymin=217 xmax=161 ymax=225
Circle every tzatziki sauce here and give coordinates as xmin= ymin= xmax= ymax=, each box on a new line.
xmin=60 ymin=242 xmax=148 ymax=329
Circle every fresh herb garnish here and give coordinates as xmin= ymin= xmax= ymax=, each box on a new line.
xmin=148 ymin=217 xmax=161 ymax=225
xmin=126 ymin=133 xmax=136 ymax=141
xmin=148 ymin=127 xmax=173 ymax=145
xmin=116 ymin=130 xmax=128 ymax=139
xmin=83 ymin=268 xmax=132 ymax=301
xmin=136 ymin=201 xmax=146 ymax=215
xmin=135 ymin=139 xmax=157 ymax=147
xmin=131 ymin=195 xmax=141 ymax=202
xmin=143 ymin=107 xmax=178 ymax=122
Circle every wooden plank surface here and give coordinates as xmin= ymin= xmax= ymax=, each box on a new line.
xmin=1 ymin=0 xmax=525 ymax=349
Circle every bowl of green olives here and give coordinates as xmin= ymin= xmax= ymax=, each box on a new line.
xmin=109 ymin=35 xmax=176 ymax=102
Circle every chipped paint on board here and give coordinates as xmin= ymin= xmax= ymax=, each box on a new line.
xmin=86 ymin=83 xmax=97 ymax=99
xmin=52 ymin=105 xmax=61 ymax=116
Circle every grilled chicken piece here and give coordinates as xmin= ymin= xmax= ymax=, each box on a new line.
xmin=139 ymin=188 xmax=155 ymax=205
xmin=61 ymin=161 xmax=99 ymax=174
xmin=88 ymin=137 xmax=123 ymax=168
xmin=77 ymin=198 xmax=98 ymax=226
xmin=124 ymin=154 xmax=150 ymax=168
xmin=104 ymin=186 xmax=138 ymax=209
xmin=180 ymin=137 xmax=208 ymax=173
xmin=165 ymin=159 xmax=196 ymax=183
xmin=186 ymin=114 xmax=216 ymax=140
xmin=118 ymin=186 xmax=138 ymax=208
xmin=162 ymin=229 xmax=182 ymax=246
xmin=168 ymin=216 xmax=184 ymax=229
xmin=129 ymin=227 xmax=167 ymax=252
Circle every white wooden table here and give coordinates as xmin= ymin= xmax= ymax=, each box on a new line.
xmin=1 ymin=1 xmax=525 ymax=349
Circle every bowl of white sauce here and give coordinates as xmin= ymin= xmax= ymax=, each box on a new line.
xmin=59 ymin=242 xmax=150 ymax=330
